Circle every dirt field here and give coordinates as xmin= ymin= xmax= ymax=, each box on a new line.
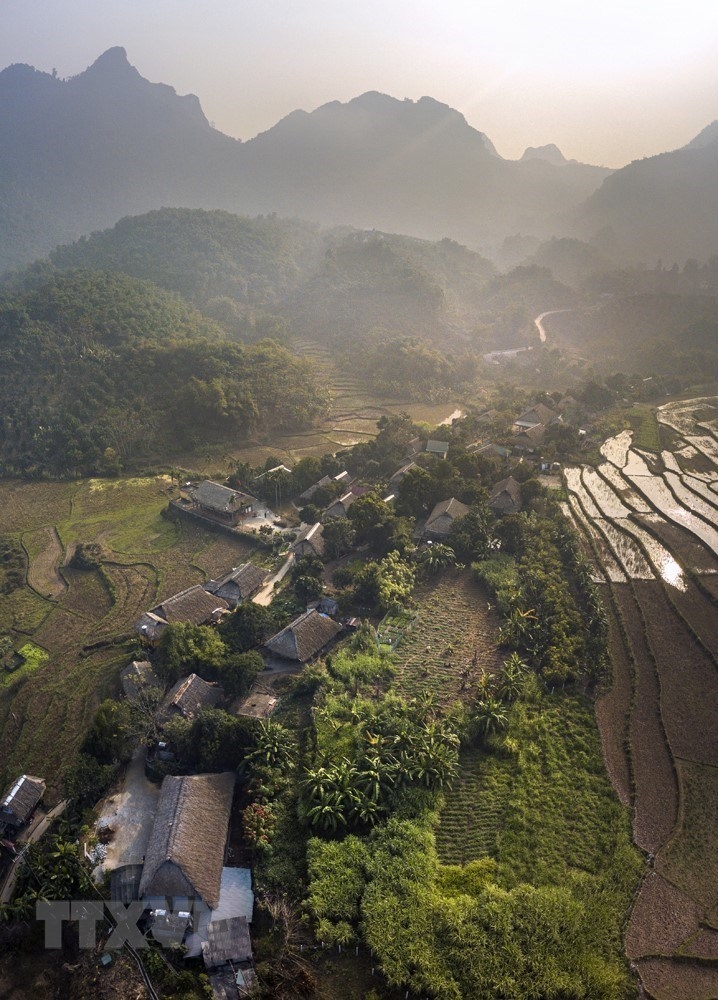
xmin=563 ymin=403 xmax=718 ymax=998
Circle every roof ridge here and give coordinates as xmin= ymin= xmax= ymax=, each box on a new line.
xmin=166 ymin=777 xmax=185 ymax=860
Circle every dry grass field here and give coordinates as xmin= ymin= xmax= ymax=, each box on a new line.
xmin=0 ymin=476 xmax=264 ymax=798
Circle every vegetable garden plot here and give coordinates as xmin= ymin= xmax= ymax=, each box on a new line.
xmin=391 ymin=570 xmax=503 ymax=704
xmin=558 ymin=502 xmax=605 ymax=581
xmin=598 ymin=461 xmax=651 ymax=512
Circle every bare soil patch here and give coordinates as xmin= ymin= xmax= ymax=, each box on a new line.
xmin=611 ymin=585 xmax=678 ymax=852
xmin=633 ymin=581 xmax=718 ymax=767
xmin=626 ymin=872 xmax=704 ymax=960
xmin=637 ymin=956 xmax=718 ymax=1000
xmin=594 ymin=584 xmax=633 ymax=807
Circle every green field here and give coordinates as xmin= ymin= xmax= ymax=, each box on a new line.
xmin=0 ymin=476 xmax=260 ymax=798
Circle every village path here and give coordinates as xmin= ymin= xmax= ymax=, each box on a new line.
xmin=0 ymin=800 xmax=67 ymax=905
xmin=252 ymin=552 xmax=294 ymax=607
xmin=96 ymin=747 xmax=160 ymax=872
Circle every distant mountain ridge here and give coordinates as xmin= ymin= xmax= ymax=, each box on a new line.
xmin=0 ymin=47 xmax=715 ymax=270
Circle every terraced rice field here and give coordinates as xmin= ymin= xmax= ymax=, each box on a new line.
xmin=0 ymin=476 xmax=266 ymax=797
xmin=562 ymin=397 xmax=718 ymax=999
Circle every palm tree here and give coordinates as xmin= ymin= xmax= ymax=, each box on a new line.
xmin=472 ymin=697 xmax=509 ymax=741
xmin=418 ymin=543 xmax=456 ymax=574
xmin=498 ymin=652 xmax=529 ymax=702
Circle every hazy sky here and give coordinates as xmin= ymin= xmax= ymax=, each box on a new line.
xmin=3 ymin=0 xmax=718 ymax=166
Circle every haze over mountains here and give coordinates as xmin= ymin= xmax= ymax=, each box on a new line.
xmin=1 ymin=46 xmax=716 ymax=272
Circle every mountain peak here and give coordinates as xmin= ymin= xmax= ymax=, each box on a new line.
xmin=80 ymin=46 xmax=139 ymax=81
xmin=520 ymin=143 xmax=572 ymax=165
xmin=682 ymin=120 xmax=718 ymax=151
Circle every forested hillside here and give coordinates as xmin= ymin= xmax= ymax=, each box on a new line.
xmin=0 ymin=269 xmax=329 ymax=476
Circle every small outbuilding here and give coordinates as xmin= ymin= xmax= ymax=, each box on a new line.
xmin=0 ymin=774 xmax=45 ymax=831
xmin=426 ymin=440 xmax=449 ymax=459
xmin=489 ymin=476 xmax=523 ymax=516
xmin=204 ymin=563 xmax=269 ymax=608
xmin=161 ymin=674 xmax=223 ymax=723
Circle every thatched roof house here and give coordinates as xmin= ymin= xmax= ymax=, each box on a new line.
xmin=136 ymin=586 xmax=229 ymax=644
xmin=265 ymin=609 xmax=342 ymax=662
xmin=291 ymin=523 xmax=325 ymax=559
xmin=422 ymin=497 xmax=470 ymax=540
xmin=389 ymin=461 xmax=417 ymax=486
xmin=204 ymin=564 xmax=269 ymax=608
xmin=161 ymin=674 xmax=223 ymax=722
xmin=297 ymin=475 xmax=333 ymax=503
xmin=490 ymin=476 xmax=522 ymax=516
xmin=191 ymin=481 xmax=256 ymax=525
xmin=513 ymin=403 xmax=560 ymax=430
xmin=139 ymin=772 xmax=235 ymax=909
xmin=323 ymin=490 xmax=358 ymax=520
xmin=509 ymin=423 xmax=545 ymax=452
xmin=0 ymin=774 xmax=45 ymax=829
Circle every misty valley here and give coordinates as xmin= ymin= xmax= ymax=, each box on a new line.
xmin=0 ymin=46 xmax=717 ymax=1000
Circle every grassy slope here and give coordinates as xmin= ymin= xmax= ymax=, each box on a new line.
xmin=0 ymin=476 xmax=258 ymax=797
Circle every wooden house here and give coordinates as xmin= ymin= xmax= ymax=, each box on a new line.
xmin=191 ymin=481 xmax=256 ymax=526
xmin=0 ymin=774 xmax=45 ymax=831
xmin=139 ymin=772 xmax=235 ymax=910
xmin=290 ymin=523 xmax=325 ymax=559
xmin=421 ymin=497 xmax=470 ymax=541
xmin=161 ymin=674 xmax=223 ymax=723
xmin=204 ymin=563 xmax=269 ymax=608
xmin=489 ymin=476 xmax=522 ymax=516
xmin=136 ymin=585 xmax=229 ymax=644
xmin=265 ymin=609 xmax=342 ymax=662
